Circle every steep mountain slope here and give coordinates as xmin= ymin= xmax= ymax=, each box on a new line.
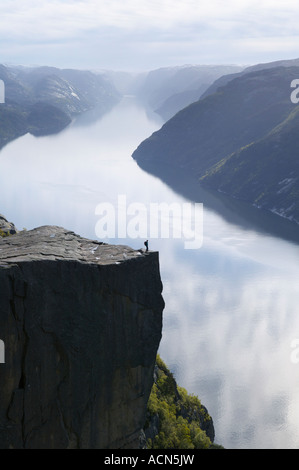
xmin=201 ymin=58 xmax=299 ymax=99
xmin=132 ymin=65 xmax=299 ymax=224
xmin=154 ymin=87 xmax=208 ymax=121
xmin=201 ymin=105 xmax=299 ymax=223
xmin=136 ymin=64 xmax=244 ymax=119
xmin=14 ymin=66 xmax=119 ymax=116
xmin=0 ymin=65 xmax=120 ymax=149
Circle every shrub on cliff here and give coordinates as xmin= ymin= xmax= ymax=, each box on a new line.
xmin=0 ymin=228 xmax=15 ymax=237
xmin=145 ymin=355 xmax=223 ymax=449
xmin=0 ymin=214 xmax=17 ymax=237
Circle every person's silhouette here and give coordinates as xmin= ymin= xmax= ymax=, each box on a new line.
xmin=144 ymin=240 xmax=148 ymax=252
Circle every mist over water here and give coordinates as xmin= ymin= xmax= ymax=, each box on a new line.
xmin=1 ymin=97 xmax=299 ymax=449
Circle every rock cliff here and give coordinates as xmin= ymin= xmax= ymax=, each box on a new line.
xmin=0 ymin=226 xmax=164 ymax=449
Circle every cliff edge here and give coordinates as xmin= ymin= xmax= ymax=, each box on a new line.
xmin=0 ymin=226 xmax=164 ymax=449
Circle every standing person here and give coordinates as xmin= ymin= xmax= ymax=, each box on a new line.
xmin=144 ymin=240 xmax=149 ymax=252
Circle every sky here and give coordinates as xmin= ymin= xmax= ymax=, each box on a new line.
xmin=0 ymin=0 xmax=299 ymax=72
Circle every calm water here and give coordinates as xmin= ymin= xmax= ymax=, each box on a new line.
xmin=1 ymin=97 xmax=299 ymax=449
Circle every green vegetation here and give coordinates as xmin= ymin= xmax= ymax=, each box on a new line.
xmin=200 ymin=105 xmax=299 ymax=222
xmin=145 ymin=355 xmax=223 ymax=449
xmin=0 ymin=229 xmax=10 ymax=237
xmin=0 ymin=228 xmax=15 ymax=237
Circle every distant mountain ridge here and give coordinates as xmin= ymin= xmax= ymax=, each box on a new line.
xmin=201 ymin=58 xmax=299 ymax=99
xmin=132 ymin=60 xmax=299 ymax=225
xmin=0 ymin=64 xmax=120 ymax=149
xmin=135 ymin=64 xmax=245 ymax=120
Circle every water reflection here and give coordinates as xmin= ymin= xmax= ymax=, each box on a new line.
xmin=135 ymin=161 xmax=299 ymax=246
xmin=0 ymin=97 xmax=299 ymax=449
xmin=158 ymin=236 xmax=299 ymax=448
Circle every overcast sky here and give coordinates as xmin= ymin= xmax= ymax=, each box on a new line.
xmin=1 ymin=0 xmax=298 ymax=72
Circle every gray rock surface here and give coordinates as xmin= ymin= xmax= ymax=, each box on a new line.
xmin=0 ymin=226 xmax=164 ymax=449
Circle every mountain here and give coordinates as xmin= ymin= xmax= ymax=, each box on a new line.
xmin=0 ymin=65 xmax=121 ymax=149
xmin=14 ymin=66 xmax=120 ymax=115
xmin=136 ymin=64 xmax=245 ymax=119
xmin=201 ymin=105 xmax=299 ymax=223
xmin=132 ymin=63 xmax=299 ymax=225
xmin=201 ymin=57 xmax=299 ymax=99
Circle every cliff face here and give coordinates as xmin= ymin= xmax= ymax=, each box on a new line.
xmin=0 ymin=226 xmax=164 ymax=449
